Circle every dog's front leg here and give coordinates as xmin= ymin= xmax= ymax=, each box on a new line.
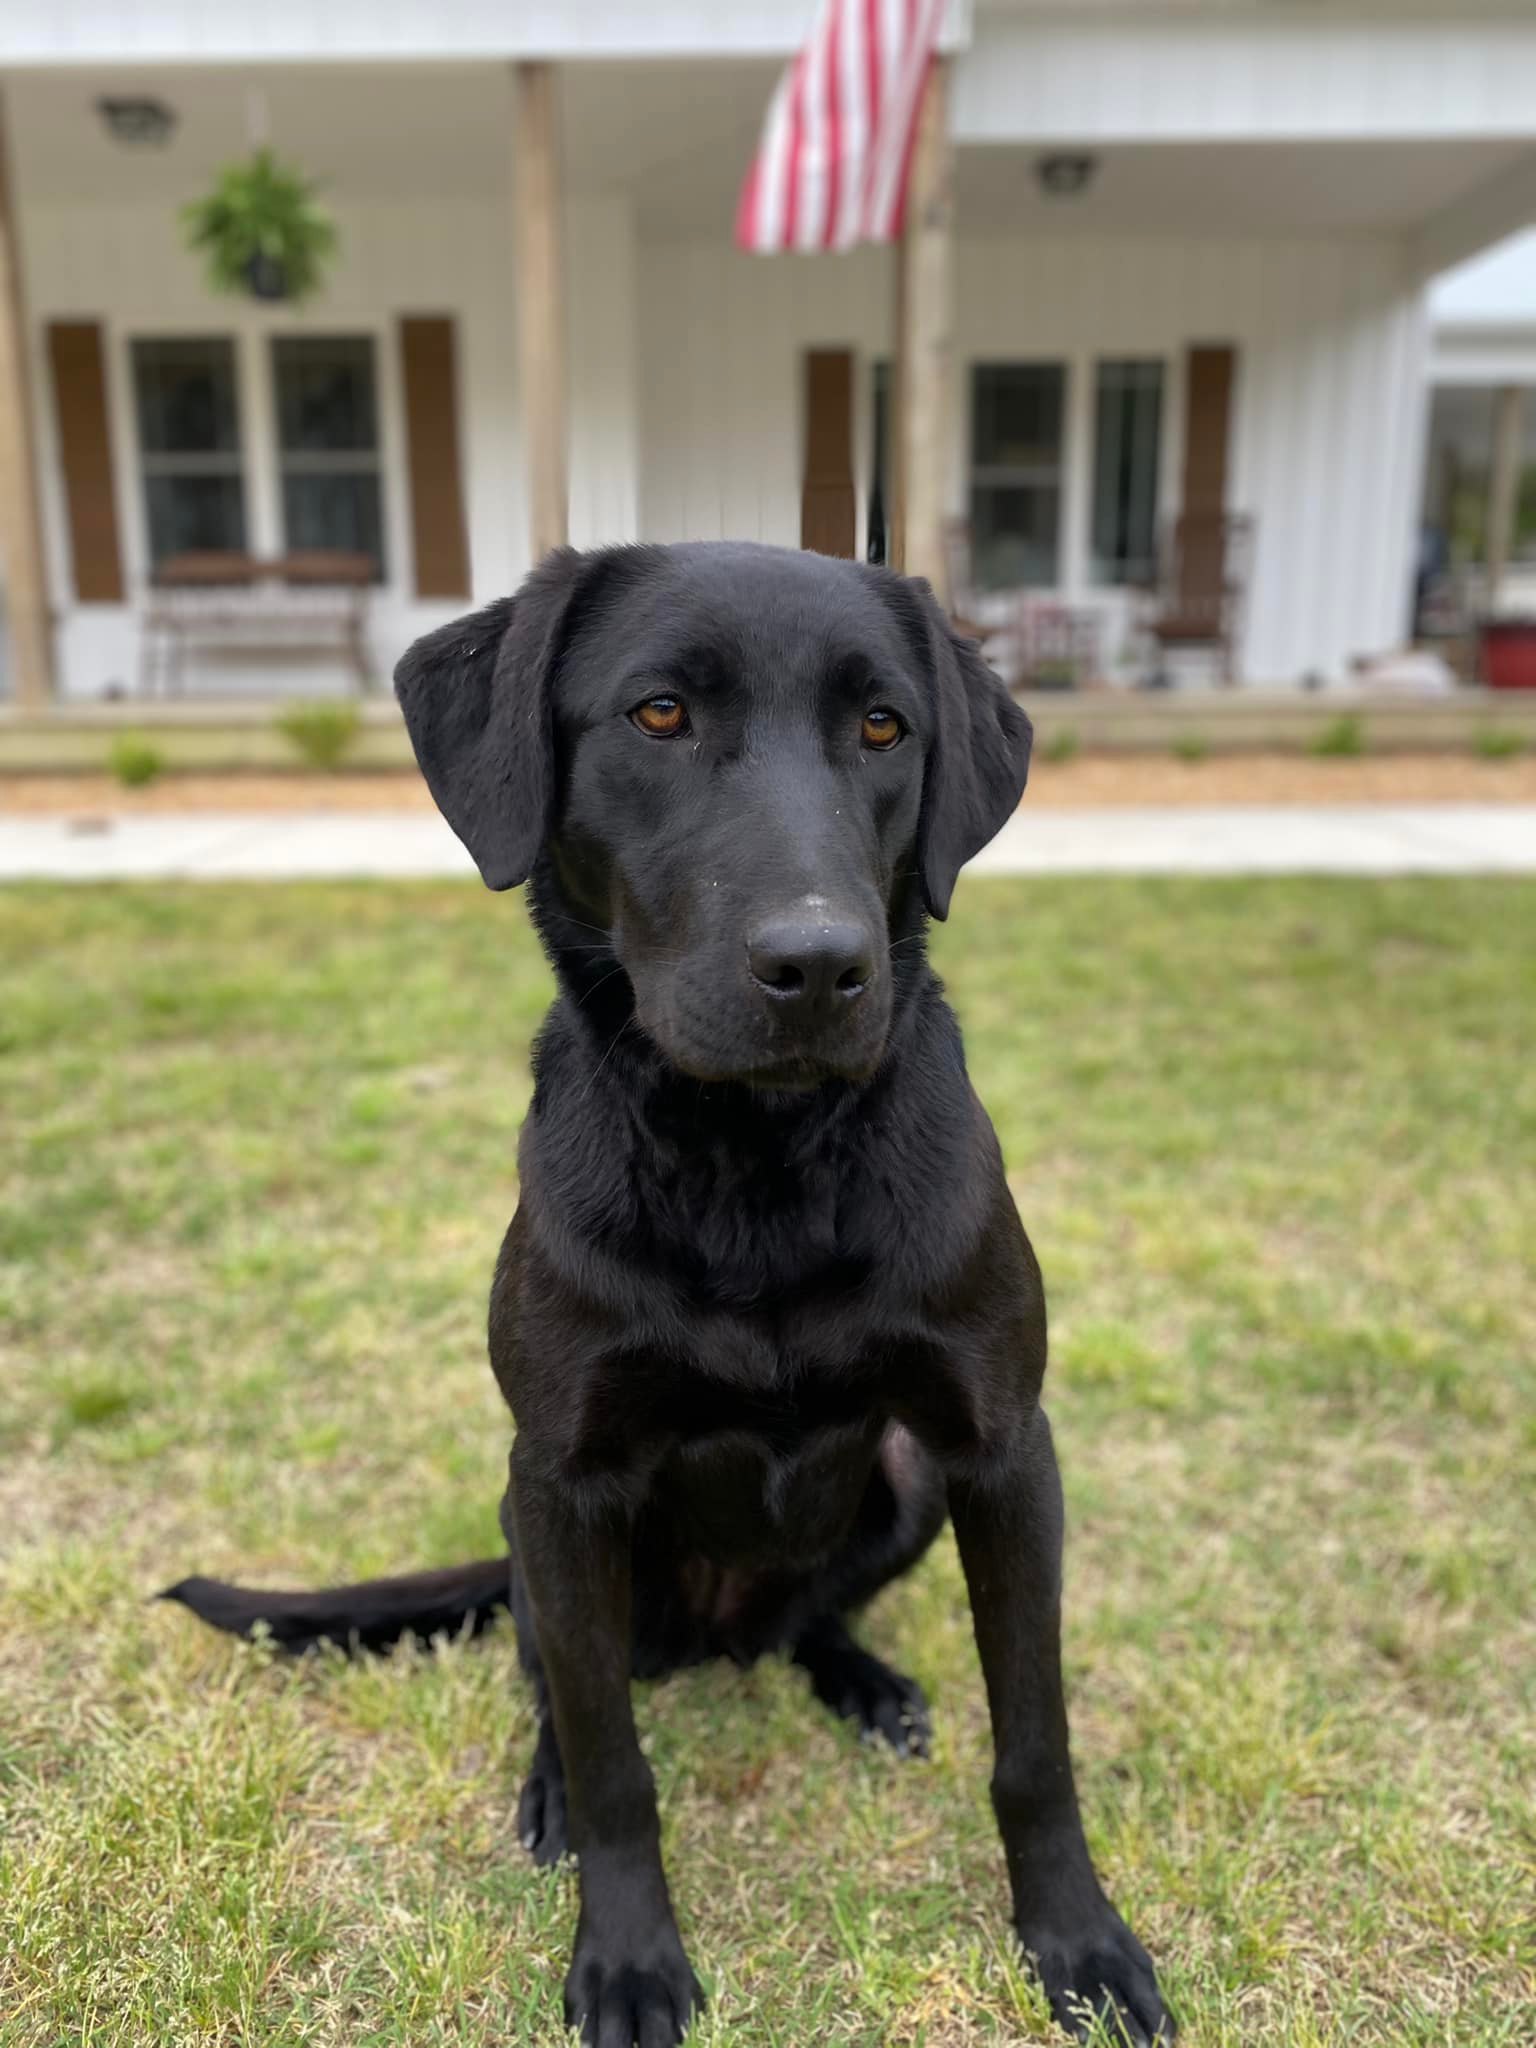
xmin=507 ymin=1444 xmax=703 ymax=2048
xmin=950 ymin=1407 xmax=1172 ymax=2045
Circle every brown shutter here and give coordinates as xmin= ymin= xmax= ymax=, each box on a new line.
xmin=801 ymin=348 xmax=856 ymax=559
xmin=1181 ymin=344 xmax=1236 ymax=519
xmin=47 ymin=320 xmax=124 ymax=603
xmin=1178 ymin=344 xmax=1237 ymax=615
xmin=399 ymin=315 xmax=470 ymax=599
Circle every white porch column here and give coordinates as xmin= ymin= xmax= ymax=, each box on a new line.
xmin=512 ymin=61 xmax=569 ymax=563
xmin=0 ymin=92 xmax=53 ymax=707
xmin=1060 ymin=350 xmax=1094 ymax=598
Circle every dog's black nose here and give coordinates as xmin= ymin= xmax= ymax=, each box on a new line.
xmin=747 ymin=914 xmax=875 ymax=1006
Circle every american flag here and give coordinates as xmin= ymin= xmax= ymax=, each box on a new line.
xmin=735 ymin=0 xmax=949 ymax=255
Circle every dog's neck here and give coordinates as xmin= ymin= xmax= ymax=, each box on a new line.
xmin=517 ymin=862 xmax=979 ymax=1305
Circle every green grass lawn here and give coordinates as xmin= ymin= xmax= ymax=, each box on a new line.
xmin=2 ymin=878 xmax=1532 ymax=2046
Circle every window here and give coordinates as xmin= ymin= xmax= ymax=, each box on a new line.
xmin=1421 ymin=384 xmax=1536 ymax=570
xmin=970 ymin=363 xmax=1065 ymax=589
xmin=1091 ymin=360 xmax=1163 ymax=586
xmin=131 ymin=338 xmax=246 ymax=566
xmin=272 ymin=336 xmax=385 ymax=575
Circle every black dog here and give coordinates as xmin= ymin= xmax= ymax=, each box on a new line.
xmin=166 ymin=542 xmax=1171 ymax=2046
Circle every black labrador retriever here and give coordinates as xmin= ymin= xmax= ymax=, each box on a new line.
xmin=165 ymin=541 xmax=1172 ymax=2046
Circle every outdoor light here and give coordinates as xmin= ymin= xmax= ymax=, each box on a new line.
xmin=1035 ymin=152 xmax=1098 ymax=199
xmin=95 ymin=97 xmax=177 ymax=147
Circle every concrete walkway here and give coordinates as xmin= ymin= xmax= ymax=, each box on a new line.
xmin=0 ymin=804 xmax=1532 ymax=881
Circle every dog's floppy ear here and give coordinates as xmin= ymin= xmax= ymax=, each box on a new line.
xmin=909 ymin=580 xmax=1033 ymax=920
xmin=393 ymin=548 xmax=587 ymax=891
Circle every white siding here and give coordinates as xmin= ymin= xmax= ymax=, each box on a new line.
xmin=0 ymin=0 xmax=831 ymax=63
xmin=568 ymin=197 xmax=641 ymax=552
xmin=639 ymin=235 xmax=1431 ymax=684
xmin=955 ymin=14 xmax=1536 ymax=145
xmin=20 ymin=189 xmax=639 ymax=696
xmin=638 ymin=245 xmax=893 ymax=551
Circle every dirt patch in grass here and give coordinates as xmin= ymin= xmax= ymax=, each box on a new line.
xmin=0 ymin=771 xmax=441 ymax=814
xmin=4 ymin=751 xmax=1536 ymax=817
xmin=1024 ymin=752 xmax=1536 ymax=806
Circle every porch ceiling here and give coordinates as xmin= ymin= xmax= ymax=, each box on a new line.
xmin=8 ymin=60 xmax=1531 ymax=249
xmin=8 ymin=64 xmax=514 ymax=202
xmin=956 ymin=139 xmax=1536 ymax=240
xmin=617 ymin=131 xmax=1536 ymax=244
xmin=4 ymin=59 xmax=780 ymax=211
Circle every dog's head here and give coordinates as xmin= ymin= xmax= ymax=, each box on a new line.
xmin=396 ymin=542 xmax=1030 ymax=1088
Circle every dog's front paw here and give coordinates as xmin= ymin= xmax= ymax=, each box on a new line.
xmin=563 ymin=1933 xmax=704 ymax=2047
xmin=1017 ymin=1903 xmax=1173 ymax=2045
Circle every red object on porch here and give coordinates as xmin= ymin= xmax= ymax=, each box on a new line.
xmin=1478 ymin=619 xmax=1536 ymax=689
xmin=736 ymin=0 xmax=948 ymax=252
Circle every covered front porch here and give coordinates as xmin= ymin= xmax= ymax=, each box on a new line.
xmin=630 ymin=127 xmax=1536 ymax=689
xmin=1 ymin=26 xmax=1535 ymax=703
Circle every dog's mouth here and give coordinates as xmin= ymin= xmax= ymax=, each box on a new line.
xmin=626 ymin=950 xmax=893 ymax=1094
xmin=738 ymin=1055 xmax=848 ymax=1093
xmin=654 ymin=1046 xmax=874 ymax=1092
xmin=645 ymin=1028 xmax=885 ymax=1093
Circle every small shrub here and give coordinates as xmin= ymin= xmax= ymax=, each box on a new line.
xmin=1309 ymin=713 xmax=1365 ymax=759
xmin=58 ymin=1375 xmax=139 ymax=1431
xmin=1173 ymin=733 xmax=1209 ymax=764
xmin=1474 ymin=727 xmax=1525 ymax=761
xmin=107 ymin=734 xmax=165 ymax=788
xmin=277 ymin=701 xmax=361 ymax=772
xmin=1044 ymin=727 xmax=1080 ymax=766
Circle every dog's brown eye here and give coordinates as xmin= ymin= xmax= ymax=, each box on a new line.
xmin=861 ymin=708 xmax=903 ymax=750
xmin=631 ymin=696 xmax=688 ymax=738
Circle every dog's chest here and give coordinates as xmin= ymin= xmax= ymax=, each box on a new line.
xmin=660 ymin=1400 xmax=882 ymax=1569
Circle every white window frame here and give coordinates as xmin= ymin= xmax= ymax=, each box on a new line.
xmin=1086 ymin=356 xmax=1169 ymax=592
xmin=956 ymin=346 xmax=1177 ymax=605
xmin=268 ymin=330 xmax=389 ymax=577
xmin=968 ymin=357 xmax=1071 ymax=592
xmin=125 ymin=333 xmax=251 ymax=571
xmin=116 ymin=313 xmax=407 ymax=600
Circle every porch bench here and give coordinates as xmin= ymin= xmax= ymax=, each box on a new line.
xmin=139 ymin=549 xmax=375 ymax=696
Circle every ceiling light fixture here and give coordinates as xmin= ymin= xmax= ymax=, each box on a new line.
xmin=1036 ymin=152 xmax=1098 ymax=200
xmin=96 ymin=97 xmax=178 ymax=147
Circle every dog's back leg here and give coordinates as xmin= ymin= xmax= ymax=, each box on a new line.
xmin=792 ymin=1613 xmax=932 ymax=1756
xmin=508 ymin=1559 xmax=570 ymax=1867
xmin=788 ymin=1425 xmax=947 ymax=1756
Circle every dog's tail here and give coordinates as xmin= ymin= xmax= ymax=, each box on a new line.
xmin=157 ymin=1557 xmax=512 ymax=1655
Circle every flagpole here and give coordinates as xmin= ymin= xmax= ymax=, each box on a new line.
xmin=892 ymin=57 xmax=953 ymax=594
xmin=890 ymin=227 xmax=907 ymax=573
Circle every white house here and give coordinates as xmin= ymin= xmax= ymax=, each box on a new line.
xmin=3 ymin=0 xmax=1536 ymax=704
